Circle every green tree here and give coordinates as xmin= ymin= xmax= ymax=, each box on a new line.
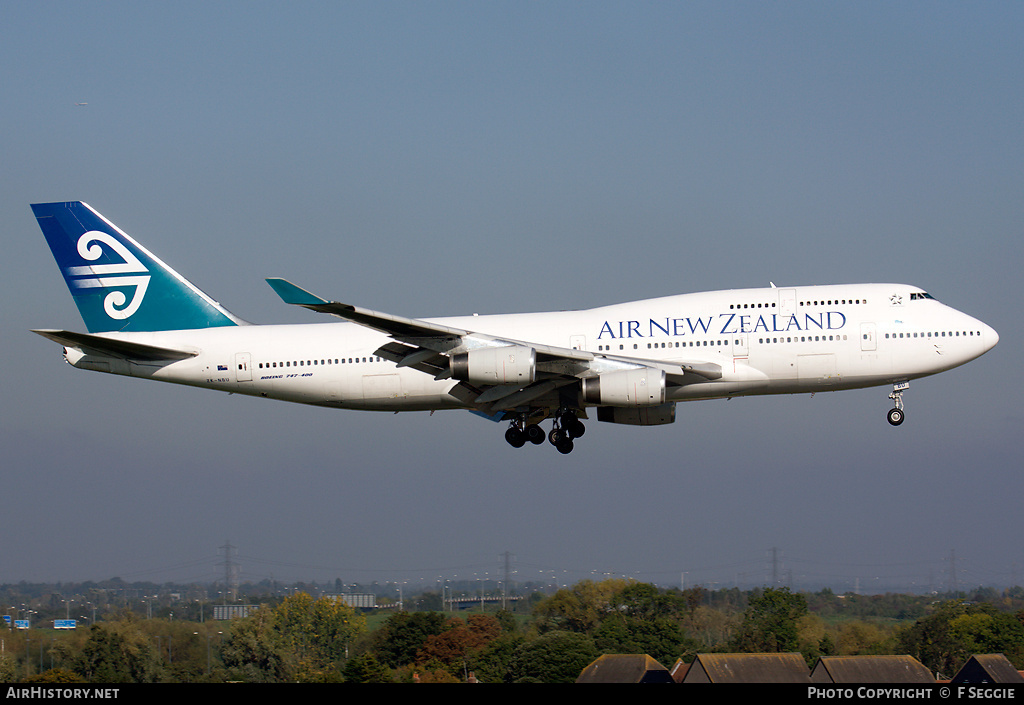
xmin=372 ymin=611 xmax=448 ymax=668
xmin=731 ymin=586 xmax=808 ymax=653
xmin=0 ymin=654 xmax=16 ymax=683
xmin=593 ymin=614 xmax=695 ymax=666
xmin=415 ymin=591 xmax=443 ymax=611
xmin=342 ymin=653 xmax=393 ymax=683
xmin=835 ymin=619 xmax=898 ymax=656
xmin=686 ymin=604 xmax=741 ymax=651
xmin=507 ymin=630 xmax=600 ymax=683
xmin=494 ymin=609 xmax=519 ymax=634
xmin=74 ymin=617 xmax=161 ymax=683
xmin=949 ymin=610 xmax=1023 ymax=661
xmin=613 ymin=582 xmax=698 ymax=621
xmin=899 ymin=601 xmax=1024 ymax=677
xmin=532 ymin=579 xmax=631 ymax=634
xmin=221 ymin=606 xmax=293 ymax=682
xmin=466 ymin=633 xmax=527 ymax=684
xmin=272 ymin=592 xmax=365 ymax=678
xmin=795 ymin=613 xmax=832 ymax=665
xmin=24 ymin=669 xmax=86 ymax=684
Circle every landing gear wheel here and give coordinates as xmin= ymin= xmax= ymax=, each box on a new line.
xmin=887 ymin=408 xmax=905 ymax=426
xmin=505 ymin=427 xmax=526 ymax=448
xmin=560 ymin=412 xmax=585 ymax=439
xmin=555 ymin=438 xmax=575 ymax=454
xmin=525 ymin=424 xmax=546 ymax=445
xmin=549 ymin=428 xmax=568 ymax=446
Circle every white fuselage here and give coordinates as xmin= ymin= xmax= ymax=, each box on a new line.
xmin=66 ymin=283 xmax=997 ymax=415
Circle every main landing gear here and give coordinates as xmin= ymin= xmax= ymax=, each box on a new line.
xmin=504 ymin=420 xmax=545 ymax=448
xmin=887 ymin=382 xmax=909 ymax=426
xmin=505 ymin=411 xmax=585 ymax=454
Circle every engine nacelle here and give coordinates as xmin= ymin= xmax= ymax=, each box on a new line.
xmin=450 ymin=345 xmax=536 ymax=385
xmin=581 ymin=367 xmax=666 ymax=407
xmin=596 ymin=403 xmax=676 ymax=426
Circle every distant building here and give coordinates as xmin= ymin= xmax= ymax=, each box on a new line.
xmin=327 ymin=593 xmax=376 ymax=609
xmin=576 ymin=655 xmax=674 ymax=683
xmin=681 ymin=653 xmax=811 ymax=683
xmin=213 ymin=604 xmax=256 ymax=620
xmin=811 ymin=656 xmax=933 ymax=683
xmin=951 ymin=655 xmax=1024 ymax=684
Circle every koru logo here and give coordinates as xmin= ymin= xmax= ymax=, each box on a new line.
xmin=65 ymin=231 xmax=151 ymax=319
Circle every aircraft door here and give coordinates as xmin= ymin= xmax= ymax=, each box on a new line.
xmin=860 ymin=323 xmax=877 ymax=351
xmin=235 ymin=352 xmax=252 ymax=381
xmin=778 ymin=289 xmax=797 ymax=318
xmin=732 ymin=334 xmax=748 ymax=358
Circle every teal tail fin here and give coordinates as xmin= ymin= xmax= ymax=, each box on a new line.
xmin=32 ymin=201 xmax=244 ymax=333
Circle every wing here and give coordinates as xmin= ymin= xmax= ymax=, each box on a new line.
xmin=265 ymin=278 xmax=721 ymax=415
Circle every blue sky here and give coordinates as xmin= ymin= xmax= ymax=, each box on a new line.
xmin=2 ymin=2 xmax=1021 ymax=592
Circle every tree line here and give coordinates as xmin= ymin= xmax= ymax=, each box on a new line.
xmin=2 ymin=581 xmax=1023 ymax=683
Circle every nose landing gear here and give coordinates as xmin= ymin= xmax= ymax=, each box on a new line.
xmin=887 ymin=382 xmax=909 ymax=426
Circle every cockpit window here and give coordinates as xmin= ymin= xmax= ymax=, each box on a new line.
xmin=910 ymin=292 xmax=936 ymax=301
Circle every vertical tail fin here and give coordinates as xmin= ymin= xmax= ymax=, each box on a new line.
xmin=32 ymin=201 xmax=245 ymax=333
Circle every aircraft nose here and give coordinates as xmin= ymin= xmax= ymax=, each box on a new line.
xmin=983 ymin=322 xmax=999 ymax=351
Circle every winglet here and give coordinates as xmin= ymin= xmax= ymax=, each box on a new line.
xmin=265 ymin=278 xmax=330 ymax=306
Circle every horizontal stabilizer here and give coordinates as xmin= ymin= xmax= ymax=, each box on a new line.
xmin=32 ymin=329 xmax=197 ymax=361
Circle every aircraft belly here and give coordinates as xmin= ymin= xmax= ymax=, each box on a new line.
xmin=797 ymin=353 xmax=838 ymax=386
xmin=668 ymin=380 xmax=766 ymax=400
xmin=321 ymin=369 xmax=465 ymax=411
xmin=360 ymin=373 xmax=403 ymax=408
xmin=669 ymin=360 xmax=770 ymax=400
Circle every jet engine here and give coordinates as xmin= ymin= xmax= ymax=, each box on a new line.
xmin=450 ymin=345 xmax=536 ymax=385
xmin=581 ymin=367 xmax=666 ymax=407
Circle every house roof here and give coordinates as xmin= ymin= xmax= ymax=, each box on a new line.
xmin=576 ymin=654 xmax=674 ymax=684
xmin=682 ymin=653 xmax=811 ymax=683
xmin=669 ymin=659 xmax=691 ymax=683
xmin=811 ymin=656 xmax=934 ymax=683
xmin=952 ymin=655 xmax=1024 ymax=684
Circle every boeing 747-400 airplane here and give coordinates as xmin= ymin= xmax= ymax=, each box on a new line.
xmin=32 ymin=201 xmax=998 ymax=454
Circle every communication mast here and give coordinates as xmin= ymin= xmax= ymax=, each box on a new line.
xmin=219 ymin=541 xmax=240 ymax=600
